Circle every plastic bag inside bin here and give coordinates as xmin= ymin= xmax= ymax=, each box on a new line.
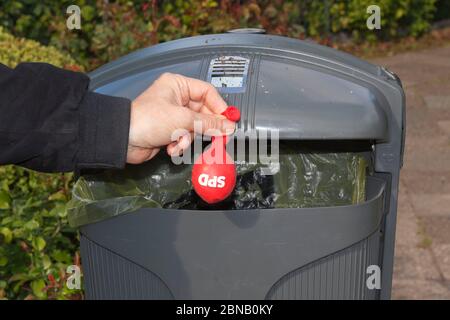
xmin=68 ymin=141 xmax=369 ymax=227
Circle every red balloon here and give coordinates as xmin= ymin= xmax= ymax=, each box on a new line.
xmin=191 ymin=106 xmax=240 ymax=204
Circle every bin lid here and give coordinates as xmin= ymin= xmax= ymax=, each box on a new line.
xmin=90 ymin=33 xmax=391 ymax=141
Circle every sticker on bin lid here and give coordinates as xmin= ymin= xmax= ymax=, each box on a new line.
xmin=207 ymin=56 xmax=249 ymax=93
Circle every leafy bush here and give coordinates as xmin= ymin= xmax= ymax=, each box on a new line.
xmin=0 ymin=26 xmax=82 ymax=300
xmin=0 ymin=25 xmax=82 ymax=70
xmin=0 ymin=0 xmax=442 ymax=70
xmin=331 ymin=0 xmax=437 ymax=41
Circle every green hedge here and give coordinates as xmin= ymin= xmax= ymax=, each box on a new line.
xmin=310 ymin=0 xmax=437 ymax=40
xmin=0 ymin=0 xmax=442 ymax=70
xmin=0 ymin=26 xmax=81 ymax=70
xmin=0 ymin=26 xmax=82 ymax=300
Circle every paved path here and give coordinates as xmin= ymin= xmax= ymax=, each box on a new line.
xmin=371 ymin=45 xmax=450 ymax=299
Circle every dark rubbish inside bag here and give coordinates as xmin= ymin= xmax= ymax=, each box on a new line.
xmin=68 ymin=140 xmax=371 ymax=227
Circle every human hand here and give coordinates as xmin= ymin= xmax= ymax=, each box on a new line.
xmin=127 ymin=73 xmax=236 ymax=164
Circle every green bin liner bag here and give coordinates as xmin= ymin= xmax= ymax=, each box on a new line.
xmin=68 ymin=142 xmax=367 ymax=227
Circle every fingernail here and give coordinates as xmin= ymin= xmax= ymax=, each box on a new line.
xmin=223 ymin=119 xmax=236 ymax=132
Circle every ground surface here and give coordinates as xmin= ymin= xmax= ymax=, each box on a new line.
xmin=371 ymin=45 xmax=450 ymax=299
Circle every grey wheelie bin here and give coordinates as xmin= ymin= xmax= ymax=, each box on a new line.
xmin=69 ymin=31 xmax=405 ymax=300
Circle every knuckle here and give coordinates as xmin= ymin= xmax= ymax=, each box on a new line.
xmin=205 ymin=82 xmax=216 ymax=92
xmin=159 ymin=72 xmax=174 ymax=80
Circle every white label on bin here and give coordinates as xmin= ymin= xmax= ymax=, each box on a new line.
xmin=207 ymin=56 xmax=249 ymax=93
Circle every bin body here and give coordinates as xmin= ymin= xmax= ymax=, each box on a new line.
xmin=79 ymin=33 xmax=405 ymax=300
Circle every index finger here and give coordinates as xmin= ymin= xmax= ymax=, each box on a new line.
xmin=182 ymin=75 xmax=228 ymax=114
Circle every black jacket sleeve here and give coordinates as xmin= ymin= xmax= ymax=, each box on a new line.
xmin=0 ymin=62 xmax=131 ymax=172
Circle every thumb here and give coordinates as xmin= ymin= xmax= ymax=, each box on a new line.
xmin=191 ymin=111 xmax=236 ymax=135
